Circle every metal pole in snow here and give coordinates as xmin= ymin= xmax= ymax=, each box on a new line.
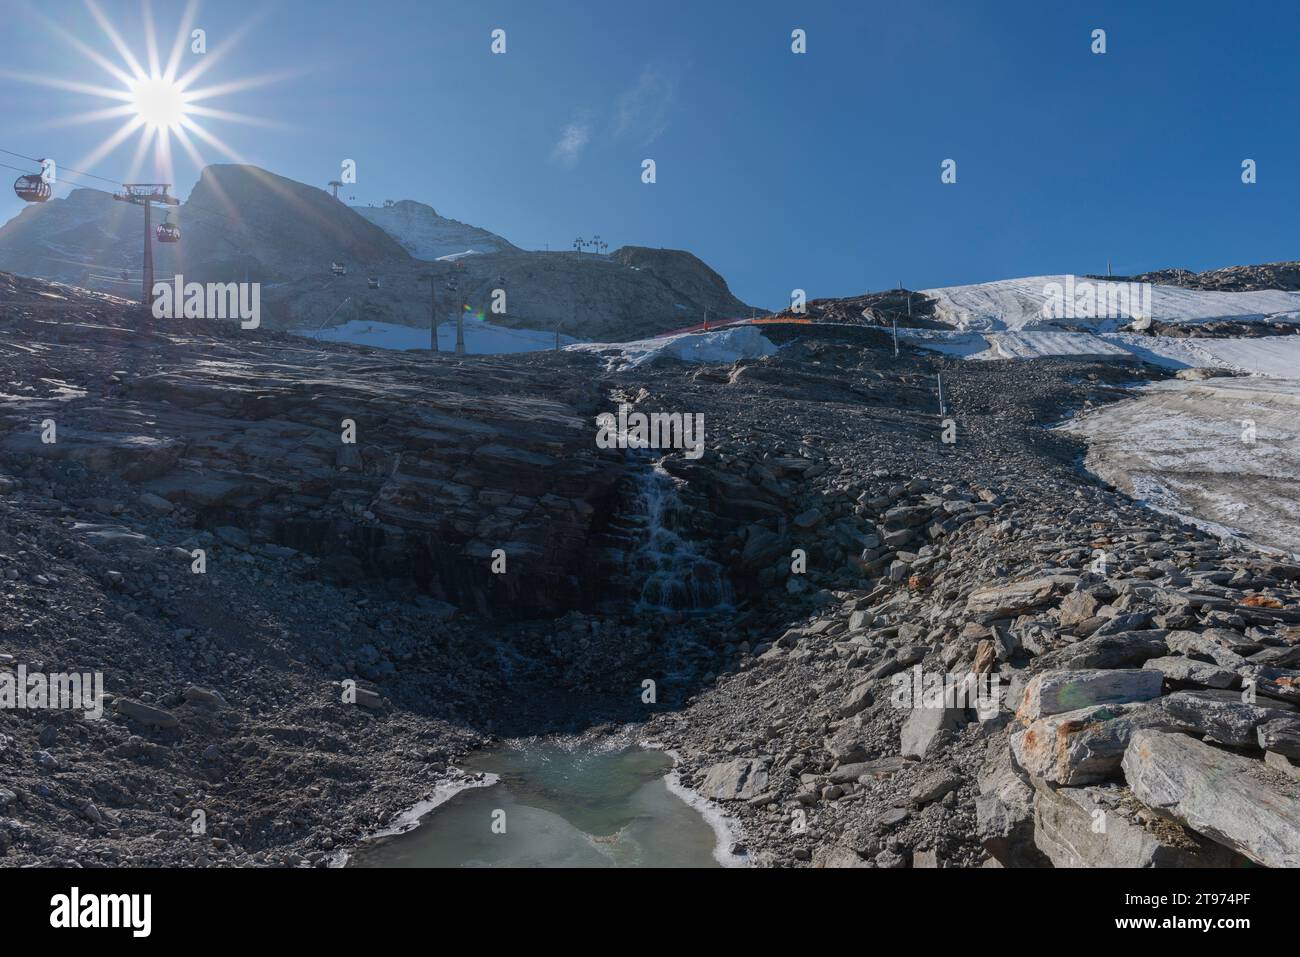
xmin=430 ymin=280 xmax=438 ymax=353
xmin=938 ymin=373 xmax=946 ymax=416
xmin=892 ymin=316 xmax=898 ymax=358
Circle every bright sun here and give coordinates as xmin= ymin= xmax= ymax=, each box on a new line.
xmin=129 ymin=76 xmax=189 ymax=132
xmin=10 ymin=1 xmax=287 ymax=185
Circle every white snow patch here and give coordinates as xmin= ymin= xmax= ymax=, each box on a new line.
xmin=567 ymin=324 xmax=778 ymax=371
xmin=921 ymin=274 xmax=1300 ymax=333
xmin=902 ymin=328 xmax=1300 ymax=377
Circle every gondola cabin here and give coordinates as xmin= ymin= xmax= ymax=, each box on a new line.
xmin=331 ymin=262 xmax=346 ymax=276
xmin=367 ymin=276 xmax=380 ymax=290
xmin=156 ymin=223 xmax=180 ymax=243
xmin=13 ymin=174 xmax=51 ymax=203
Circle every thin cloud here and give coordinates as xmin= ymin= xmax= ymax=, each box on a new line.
xmin=551 ymin=112 xmax=593 ymax=168
xmin=613 ymin=63 xmax=680 ymax=145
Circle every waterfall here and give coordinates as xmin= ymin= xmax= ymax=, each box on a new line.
xmin=626 ymin=461 xmax=733 ymax=614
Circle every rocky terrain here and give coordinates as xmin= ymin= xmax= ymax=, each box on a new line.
xmin=2 ymin=271 xmax=1298 ymax=869
xmin=0 ymin=165 xmax=761 ymax=341
xmin=1097 ymin=261 xmax=1300 ymax=293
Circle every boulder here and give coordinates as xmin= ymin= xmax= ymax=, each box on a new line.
xmin=966 ymin=577 xmax=1075 ymax=621
xmin=1122 ymin=730 xmax=1300 ymax=868
xmin=1016 ymin=669 xmax=1163 ymax=722
xmin=1011 ymin=702 xmax=1178 ymax=786
xmin=1142 ymin=656 xmax=1238 ymax=690
xmin=700 ymin=759 xmax=770 ymax=801
xmin=900 ymin=704 xmax=967 ymax=759
xmin=1031 ymin=781 xmax=1245 ymax=868
xmin=1153 ymin=691 xmax=1274 ymax=748
xmin=112 ymin=698 xmax=179 ymax=729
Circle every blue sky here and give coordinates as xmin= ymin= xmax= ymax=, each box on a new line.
xmin=1 ymin=0 xmax=1297 ymax=309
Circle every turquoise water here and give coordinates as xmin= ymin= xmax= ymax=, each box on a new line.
xmin=349 ymin=746 xmax=722 ymax=868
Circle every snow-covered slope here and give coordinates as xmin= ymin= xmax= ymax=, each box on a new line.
xmin=351 ymin=200 xmax=516 ymax=261
xmin=902 ymin=328 xmax=1300 ymax=376
xmin=921 ymin=274 xmax=1300 ymax=332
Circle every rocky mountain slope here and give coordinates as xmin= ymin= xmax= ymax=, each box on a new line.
xmin=0 ymin=165 xmax=761 ymax=341
xmin=1100 ymin=261 xmax=1300 ymax=292
xmin=0 ymin=166 xmax=410 ymax=291
xmin=3 ymin=272 xmax=1296 ymax=870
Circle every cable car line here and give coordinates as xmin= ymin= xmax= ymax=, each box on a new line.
xmin=0 ymin=147 xmax=123 ymax=186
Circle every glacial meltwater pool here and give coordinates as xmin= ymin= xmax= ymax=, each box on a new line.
xmin=348 ymin=746 xmax=728 ymax=868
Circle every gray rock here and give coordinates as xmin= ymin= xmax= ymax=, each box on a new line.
xmin=910 ymin=771 xmax=962 ymax=805
xmin=183 ymin=685 xmax=230 ymax=709
xmin=138 ymin=492 xmax=173 ymax=513
xmin=1035 ymin=630 xmax=1169 ymax=671
xmin=700 ymin=759 xmax=770 ymax=801
xmin=900 ymin=703 xmax=966 ymax=759
xmin=1156 ymin=691 xmax=1278 ymax=748
xmin=836 ymin=679 xmax=874 ymax=719
xmin=1142 ymin=656 xmax=1239 ymax=689
xmin=967 ymin=576 xmax=1075 ymax=620
xmin=1256 ymin=717 xmax=1300 ymax=758
xmin=828 ymin=756 xmax=910 ymax=783
xmin=113 ymin=697 xmax=180 ymax=729
xmin=1122 ymin=729 xmax=1300 ymax=868
xmin=1057 ymin=590 xmax=1101 ymax=628
xmin=1011 ymin=702 xmax=1180 ymax=786
xmin=1032 ymin=781 xmax=1245 ymax=868
xmin=1092 ymin=612 xmax=1153 ymax=637
xmin=1264 ymin=750 xmax=1300 ymax=781
xmin=1016 ymin=669 xmax=1163 ymax=721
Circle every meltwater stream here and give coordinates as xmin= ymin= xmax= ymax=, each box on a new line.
xmin=349 ymin=746 xmax=724 ymax=868
xmin=628 ymin=463 xmax=733 ymax=614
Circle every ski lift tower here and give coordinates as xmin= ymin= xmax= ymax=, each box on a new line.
xmin=328 ymin=180 xmax=343 ymax=200
xmin=113 ymin=184 xmax=179 ymax=308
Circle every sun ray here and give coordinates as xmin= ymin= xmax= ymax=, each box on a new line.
xmin=163 ymin=0 xmax=201 ymax=84
xmin=185 ymin=105 xmax=288 ymax=130
xmin=33 ymin=104 xmax=138 ymax=131
xmin=30 ymin=8 xmax=140 ymax=89
xmin=73 ymin=117 xmax=146 ymax=177
xmin=142 ymin=0 xmax=162 ymax=80
xmin=179 ymin=117 xmax=246 ymax=164
xmin=183 ymin=68 xmax=308 ymax=103
xmin=0 ymin=69 xmax=134 ymax=102
xmin=15 ymin=0 xmax=280 ymax=202
xmin=84 ymin=0 xmax=148 ymax=80
xmin=174 ymin=9 xmax=270 ymax=91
